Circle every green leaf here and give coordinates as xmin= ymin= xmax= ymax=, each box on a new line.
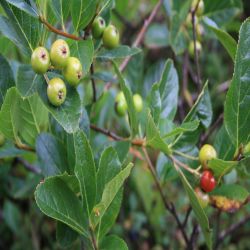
xmin=71 ymin=0 xmax=98 ymax=31
xmin=96 ymin=147 xmax=121 ymax=202
xmin=163 ymin=120 xmax=200 ymax=139
xmin=91 ymin=163 xmax=133 ymax=227
xmin=113 ymin=62 xmax=138 ymax=137
xmin=36 ymin=133 xmax=69 ymax=177
xmin=100 ymin=235 xmax=128 ymax=250
xmin=56 ymin=222 xmax=78 ymax=248
xmin=208 ymin=158 xmax=237 ymax=182
xmin=51 ymin=0 xmax=70 ymax=27
xmin=35 ymin=176 xmax=88 ymax=236
xmin=205 ymin=19 xmax=237 ymax=61
xmin=0 ymin=54 xmax=15 ymax=106
xmin=225 ymin=18 xmax=250 ymax=150
xmin=96 ymin=46 xmax=141 ymax=60
xmin=158 ymin=59 xmax=179 ymax=121
xmin=177 ymin=169 xmax=212 ymax=250
xmin=0 ymin=141 xmax=26 ymax=159
xmin=1 ymin=1 xmax=42 ymax=55
xmin=74 ymin=131 xmax=96 ymax=217
xmin=5 ymin=0 xmax=38 ymax=17
xmin=146 ymin=111 xmax=171 ymax=155
xmin=16 ymin=64 xmax=40 ymax=97
xmin=210 ymin=184 xmax=249 ymax=202
xmin=70 ymin=39 xmax=94 ymax=74
xmin=37 ymin=75 xmax=81 ymax=133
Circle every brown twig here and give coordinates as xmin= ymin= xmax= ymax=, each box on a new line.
xmin=200 ymin=113 xmax=224 ymax=145
xmin=119 ymin=0 xmax=163 ymax=72
xmin=142 ymin=148 xmax=189 ymax=245
xmin=182 ymin=206 xmax=192 ymax=228
xmin=187 ymin=223 xmax=199 ymax=250
xmin=39 ymin=16 xmax=81 ymax=41
xmin=215 ymin=214 xmax=250 ymax=248
xmin=89 ymin=227 xmax=98 ymax=250
xmin=190 ymin=0 xmax=202 ymax=91
xmin=90 ymin=64 xmax=97 ymax=102
xmin=15 ymin=142 xmax=36 ymax=153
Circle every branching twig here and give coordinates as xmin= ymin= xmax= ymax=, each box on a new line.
xmin=182 ymin=206 xmax=192 ymax=228
xmin=215 ymin=214 xmax=250 ymax=248
xmin=142 ymin=148 xmax=189 ymax=245
xmin=119 ymin=0 xmax=163 ymax=72
xmin=187 ymin=223 xmax=199 ymax=250
xmin=190 ymin=0 xmax=202 ymax=91
xmin=39 ymin=16 xmax=81 ymax=41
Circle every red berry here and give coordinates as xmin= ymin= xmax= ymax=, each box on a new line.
xmin=200 ymin=170 xmax=216 ymax=193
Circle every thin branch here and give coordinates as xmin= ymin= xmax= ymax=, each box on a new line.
xmin=187 ymin=223 xmax=199 ymax=250
xmin=15 ymin=142 xmax=36 ymax=153
xmin=200 ymin=113 xmax=223 ymax=145
xmin=215 ymin=214 xmax=250 ymax=248
xmin=190 ymin=0 xmax=202 ymax=91
xmin=119 ymin=0 xmax=163 ymax=72
xmin=16 ymin=157 xmax=41 ymax=174
xmin=142 ymin=147 xmax=189 ymax=245
xmin=182 ymin=206 xmax=192 ymax=228
xmin=90 ymin=64 xmax=97 ymax=102
xmin=39 ymin=16 xmax=81 ymax=41
xmin=89 ymin=228 xmax=98 ymax=250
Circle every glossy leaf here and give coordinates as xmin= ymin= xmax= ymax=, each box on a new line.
xmin=36 ymin=133 xmax=69 ymax=177
xmin=225 ymin=18 xmax=250 ymax=150
xmin=56 ymin=222 xmax=78 ymax=248
xmin=51 ymin=0 xmax=70 ymax=26
xmin=0 ymin=54 xmax=15 ymax=106
xmin=35 ymin=176 xmax=88 ymax=236
xmin=74 ymin=131 xmax=96 ymax=217
xmin=146 ymin=111 xmax=171 ymax=155
xmin=37 ymin=75 xmax=81 ymax=133
xmin=5 ymin=0 xmax=38 ymax=17
xmin=96 ymin=46 xmax=141 ymax=60
xmin=70 ymin=39 xmax=94 ymax=74
xmin=100 ymin=235 xmax=128 ymax=250
xmin=71 ymin=0 xmax=98 ymax=31
xmin=91 ymin=163 xmax=133 ymax=227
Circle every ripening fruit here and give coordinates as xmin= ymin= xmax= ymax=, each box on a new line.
xmin=50 ymin=39 xmax=70 ymax=69
xmin=200 ymin=170 xmax=216 ymax=193
xmin=62 ymin=57 xmax=83 ymax=87
xmin=199 ymin=144 xmax=217 ymax=167
xmin=133 ymin=94 xmax=143 ymax=113
xmin=195 ymin=187 xmax=209 ymax=208
xmin=47 ymin=78 xmax=67 ymax=106
xmin=102 ymin=25 xmax=120 ymax=49
xmin=188 ymin=40 xmax=202 ymax=57
xmin=31 ymin=47 xmax=50 ymax=74
xmin=0 ymin=133 xmax=5 ymax=147
xmin=115 ymin=91 xmax=127 ymax=116
xmin=92 ymin=16 xmax=106 ymax=39
xmin=243 ymin=142 xmax=250 ymax=156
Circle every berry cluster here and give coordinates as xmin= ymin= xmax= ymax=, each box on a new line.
xmin=91 ymin=17 xmax=120 ymax=49
xmin=31 ymin=39 xmax=83 ymax=106
xmin=115 ymin=92 xmax=143 ymax=117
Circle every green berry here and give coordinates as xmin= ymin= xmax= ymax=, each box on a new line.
xmin=115 ymin=91 xmax=126 ymax=103
xmin=47 ymin=78 xmax=67 ymax=107
xmin=31 ymin=47 xmax=50 ymax=74
xmin=115 ymin=91 xmax=127 ymax=116
xmin=50 ymin=39 xmax=70 ymax=69
xmin=0 ymin=133 xmax=5 ymax=147
xmin=103 ymin=25 xmax=120 ymax=49
xmin=188 ymin=41 xmax=202 ymax=57
xmin=63 ymin=57 xmax=83 ymax=87
xmin=199 ymin=144 xmax=217 ymax=167
xmin=133 ymin=94 xmax=143 ymax=113
xmin=92 ymin=16 xmax=106 ymax=39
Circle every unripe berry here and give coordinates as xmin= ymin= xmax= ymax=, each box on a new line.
xmin=31 ymin=47 xmax=50 ymax=74
xmin=115 ymin=91 xmax=127 ymax=116
xmin=188 ymin=41 xmax=202 ymax=58
xmin=199 ymin=144 xmax=217 ymax=167
xmin=92 ymin=16 xmax=106 ymax=39
xmin=50 ymin=39 xmax=70 ymax=69
xmin=63 ymin=57 xmax=83 ymax=87
xmin=47 ymin=78 xmax=67 ymax=107
xmin=103 ymin=25 xmax=120 ymax=49
xmin=200 ymin=170 xmax=216 ymax=193
xmin=195 ymin=187 xmax=209 ymax=208
xmin=133 ymin=94 xmax=143 ymax=113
